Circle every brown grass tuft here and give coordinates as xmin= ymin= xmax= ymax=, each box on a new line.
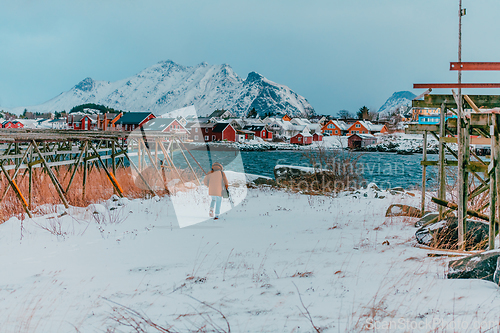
xmin=0 ymin=166 xmax=199 ymax=223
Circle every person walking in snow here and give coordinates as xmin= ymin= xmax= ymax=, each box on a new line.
xmin=203 ymin=162 xmax=229 ymax=220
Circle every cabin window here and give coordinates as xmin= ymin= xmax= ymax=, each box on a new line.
xmin=194 ymin=135 xmax=199 ymax=140
xmin=335 ymin=130 xmax=338 ymax=134
xmin=328 ymin=124 xmax=333 ymax=129
xmin=205 ymin=136 xmax=209 ymax=141
xmin=355 ymin=124 xmax=360 ymax=128
xmin=212 ymin=135 xmax=216 ymax=141
xmin=195 ymin=128 xmax=198 ymax=132
xmin=298 ymin=137 xmax=302 ymax=141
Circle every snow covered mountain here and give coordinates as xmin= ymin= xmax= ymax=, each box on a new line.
xmin=9 ymin=61 xmax=315 ymax=117
xmin=377 ymin=91 xmax=416 ymax=115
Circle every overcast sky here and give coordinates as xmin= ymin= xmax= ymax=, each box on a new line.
xmin=1 ymin=0 xmax=500 ymax=115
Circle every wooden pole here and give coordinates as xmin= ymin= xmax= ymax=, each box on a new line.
xmin=137 ymin=139 xmax=142 ymax=172
xmin=139 ymin=138 xmax=164 ymax=189
xmin=32 ymin=141 xmax=69 ymax=209
xmin=432 ymin=197 xmax=489 ymax=222
xmin=457 ymin=0 xmax=466 ymax=250
xmin=117 ymin=140 xmax=157 ymax=197
xmin=457 ymin=98 xmax=466 ymax=249
xmin=175 ymin=138 xmax=201 ymax=185
xmin=177 ymin=138 xmax=207 ymax=175
xmin=0 ymin=163 xmax=32 ymax=218
xmin=112 ymin=140 xmax=116 ymax=175
xmin=421 ymin=130 xmax=428 ymax=216
xmin=65 ymin=142 xmax=87 ymax=194
xmin=28 ymin=147 xmax=33 ymax=211
xmin=82 ymin=141 xmax=88 ymax=201
xmin=493 ymin=114 xmax=500 ymax=249
xmin=89 ymin=142 xmax=124 ymax=197
xmin=0 ymin=143 xmax=32 ymax=203
xmin=438 ymin=102 xmax=447 ymax=220
xmin=158 ymin=140 xmax=185 ymax=185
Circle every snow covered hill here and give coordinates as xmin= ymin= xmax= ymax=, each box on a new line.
xmin=8 ymin=60 xmax=315 ymax=118
xmin=378 ymin=91 xmax=416 ymax=115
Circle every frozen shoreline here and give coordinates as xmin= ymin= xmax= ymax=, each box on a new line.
xmin=186 ymin=133 xmax=451 ymax=154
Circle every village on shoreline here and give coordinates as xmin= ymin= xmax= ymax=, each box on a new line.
xmin=0 ymin=104 xmax=444 ymax=154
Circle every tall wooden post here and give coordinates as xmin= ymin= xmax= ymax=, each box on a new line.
xmin=438 ymin=103 xmax=447 ymax=220
xmin=421 ymin=130 xmax=428 ymax=216
xmin=489 ymin=114 xmax=499 ymax=249
xmin=138 ymin=138 xmax=142 ymax=172
xmin=457 ymin=0 xmax=466 ymax=250
xmin=493 ymin=113 xmax=500 ymax=250
xmin=82 ymin=141 xmax=88 ymax=201
xmin=112 ymin=140 xmax=116 ymax=175
xmin=457 ymin=97 xmax=466 ymax=249
xmin=28 ymin=147 xmax=33 ymax=210
xmin=461 ymin=111 xmax=470 ymax=244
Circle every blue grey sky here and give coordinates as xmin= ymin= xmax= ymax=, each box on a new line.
xmin=1 ymin=0 xmax=500 ymax=115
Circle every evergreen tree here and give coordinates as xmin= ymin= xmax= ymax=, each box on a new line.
xmin=247 ymin=108 xmax=257 ymax=118
xmin=357 ymin=106 xmax=370 ymax=120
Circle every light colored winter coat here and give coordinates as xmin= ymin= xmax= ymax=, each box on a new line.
xmin=204 ymin=163 xmax=228 ymax=197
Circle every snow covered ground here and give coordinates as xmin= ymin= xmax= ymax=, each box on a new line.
xmin=1 ymin=175 xmax=500 ymax=332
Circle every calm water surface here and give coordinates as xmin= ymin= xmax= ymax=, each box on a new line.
xmin=170 ymin=149 xmax=441 ymax=190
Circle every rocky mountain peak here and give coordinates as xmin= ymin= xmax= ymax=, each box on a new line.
xmin=74 ymin=78 xmax=95 ymax=92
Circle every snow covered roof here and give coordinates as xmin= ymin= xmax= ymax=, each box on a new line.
xmin=307 ymin=123 xmax=322 ymax=133
xmin=349 ymin=133 xmax=376 ymax=139
xmin=290 ymin=118 xmax=311 ymax=126
xmin=142 ymin=118 xmax=183 ymax=131
xmin=369 ymin=124 xmax=385 ymax=132
xmin=332 ymin=120 xmax=348 ymax=130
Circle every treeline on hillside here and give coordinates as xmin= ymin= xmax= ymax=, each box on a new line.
xmin=21 ymin=109 xmax=64 ymax=120
xmin=69 ymin=103 xmax=123 ymax=114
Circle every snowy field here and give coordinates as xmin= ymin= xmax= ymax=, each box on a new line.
xmin=1 ymin=174 xmax=500 ymax=332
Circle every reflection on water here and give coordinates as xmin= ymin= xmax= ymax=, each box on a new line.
xmin=170 ymin=148 xmax=443 ymax=190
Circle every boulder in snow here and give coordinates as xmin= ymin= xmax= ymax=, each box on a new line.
xmin=448 ymin=250 xmax=500 ymax=282
xmin=415 ymin=212 xmax=439 ymax=228
xmin=416 ymin=216 xmax=491 ymax=250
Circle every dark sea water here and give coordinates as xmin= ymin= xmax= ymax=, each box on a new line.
xmin=170 ymin=149 xmax=441 ymax=191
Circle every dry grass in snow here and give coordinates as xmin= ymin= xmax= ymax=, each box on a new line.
xmin=1 ymin=179 xmax=500 ymax=332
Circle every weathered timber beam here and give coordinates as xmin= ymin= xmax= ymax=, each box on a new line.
xmin=0 ymin=143 xmax=31 ymax=204
xmin=119 ymin=141 xmax=157 ymax=197
xmin=32 ymin=141 xmax=69 ymax=209
xmin=405 ymin=124 xmax=439 ymax=134
xmin=431 ymin=197 xmax=490 ymax=222
xmin=0 ymin=163 xmax=32 ymax=218
xmin=412 ymin=94 xmax=500 ymax=109
xmin=89 ymin=143 xmax=124 ymax=197
xmin=65 ymin=142 xmax=87 ymax=194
